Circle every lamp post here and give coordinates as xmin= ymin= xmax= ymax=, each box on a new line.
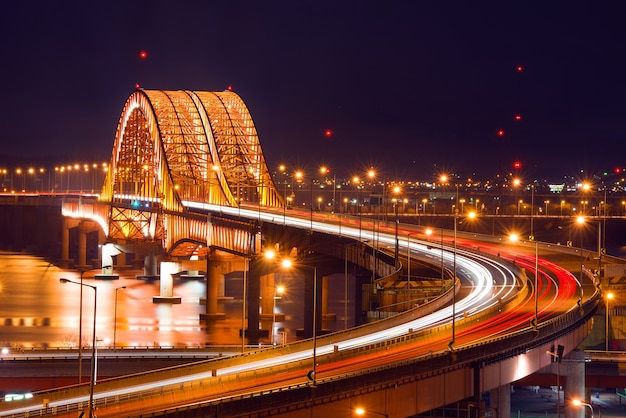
xmin=271 ymin=284 xmax=285 ymax=345
xmin=452 ymin=207 xmax=458 ymax=348
xmin=353 ymin=176 xmax=363 ymax=241
xmin=60 ymin=278 xmax=97 ymax=418
xmin=577 ymin=215 xmax=586 ymax=303
xmin=241 ymin=256 xmax=249 ymax=353
xmin=320 ymin=166 xmax=336 ymax=213
xmin=113 ymin=285 xmax=126 ymax=351
xmin=279 ymin=164 xmax=287 ymax=224
xmin=547 ymin=348 xmax=562 ymax=418
xmin=573 ymin=399 xmax=594 ymax=418
xmin=281 ymin=259 xmax=317 ymax=386
xmin=606 ymin=291 xmax=614 ymax=351
xmin=392 ymin=186 xmax=401 ymax=267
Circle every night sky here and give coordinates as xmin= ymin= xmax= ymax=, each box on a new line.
xmin=2 ymin=1 xmax=626 ymax=181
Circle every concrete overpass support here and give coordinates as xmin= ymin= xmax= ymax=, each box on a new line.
xmin=200 ymin=250 xmax=225 ymax=320
xmin=245 ymin=258 xmax=265 ymax=342
xmin=490 ymin=383 xmax=511 ymax=418
xmin=153 ymin=261 xmax=181 ymax=304
xmin=321 ymin=275 xmax=336 ymax=328
xmin=60 ymin=218 xmax=78 ymax=268
xmin=563 ymin=350 xmax=586 ymax=418
xmin=77 ymin=221 xmax=90 ymax=269
xmin=142 ymin=250 xmax=159 ymax=279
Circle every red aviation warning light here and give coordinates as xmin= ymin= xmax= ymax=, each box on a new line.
xmin=513 ymin=161 xmax=522 ymax=170
xmin=515 ymin=115 xmax=522 ymax=121
xmin=517 ymin=65 xmax=523 ymax=72
xmin=324 ymin=129 xmax=333 ymax=138
xmin=139 ymin=51 xmax=148 ymax=59
xmin=497 ymin=130 xmax=505 ymax=137
xmin=227 ymin=85 xmax=233 ymax=91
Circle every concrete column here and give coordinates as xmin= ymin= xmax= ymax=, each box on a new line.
xmin=77 ymin=221 xmax=88 ymax=268
xmin=260 ymin=273 xmax=275 ymax=321
xmin=200 ymin=251 xmax=225 ymax=320
xmin=302 ymin=268 xmax=322 ymax=339
xmin=563 ymin=350 xmax=586 ymax=418
xmin=490 ymin=383 xmax=511 ymax=418
xmin=153 ymin=261 xmax=181 ymax=304
xmin=61 ymin=218 xmax=71 ymax=266
xmin=321 ymin=275 xmax=336 ymax=328
xmin=246 ymin=258 xmax=263 ymax=342
xmin=143 ymin=251 xmax=158 ymax=278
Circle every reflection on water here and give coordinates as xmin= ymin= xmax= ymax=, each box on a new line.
xmin=0 ymin=251 xmax=355 ymax=349
xmin=0 ymin=252 xmax=212 ymax=349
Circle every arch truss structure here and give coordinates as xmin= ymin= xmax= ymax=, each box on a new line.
xmin=97 ymin=89 xmax=282 ymax=255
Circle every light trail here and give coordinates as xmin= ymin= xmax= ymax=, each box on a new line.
xmin=0 ymin=203 xmax=531 ymax=417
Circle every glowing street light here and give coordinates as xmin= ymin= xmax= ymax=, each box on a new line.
xmin=271 ymin=284 xmax=285 ymax=345
xmin=280 ymin=258 xmax=318 ymax=386
xmin=60 ymin=278 xmax=97 ymax=418
xmin=509 ymin=233 xmax=539 ymax=328
xmin=606 ymin=291 xmax=614 ymax=351
xmin=354 ymin=407 xmax=388 ymax=418
xmin=547 ymin=346 xmax=564 ymax=418
xmin=572 ymin=399 xmax=594 ymax=418
xmin=576 ymin=215 xmax=586 ymax=303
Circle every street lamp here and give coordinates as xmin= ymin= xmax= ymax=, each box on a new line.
xmin=576 ymin=215 xmax=586 ymax=303
xmin=451 ymin=207 xmax=458 ymax=348
xmin=547 ymin=347 xmax=563 ymax=418
xmin=281 ymin=258 xmax=318 ymax=386
xmin=113 ymin=286 xmax=126 ymax=351
xmin=353 ymin=176 xmax=363 ymax=241
xmin=354 ymin=407 xmax=388 ymax=418
xmin=271 ymin=284 xmax=285 ymax=345
xmin=426 ymin=227 xmax=445 ymax=292
xmin=60 ymin=278 xmax=97 ymax=418
xmin=392 ymin=185 xmax=401 ymax=267
xmin=320 ymin=166 xmax=336 ymax=213
xmin=572 ymin=399 xmax=594 ymax=418
xmin=509 ymin=233 xmax=538 ymax=328
xmin=606 ymin=291 xmax=614 ymax=351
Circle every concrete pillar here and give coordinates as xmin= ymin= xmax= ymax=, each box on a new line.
xmin=260 ymin=273 xmax=275 ymax=321
xmin=143 ymin=251 xmax=158 ymax=278
xmin=200 ymin=251 xmax=225 ymax=320
xmin=302 ymin=268 xmax=322 ymax=339
xmin=77 ymin=221 xmax=88 ymax=268
xmin=153 ymin=261 xmax=181 ymax=304
xmin=321 ymin=275 xmax=336 ymax=328
xmin=61 ymin=218 xmax=71 ymax=266
xmin=116 ymin=246 xmax=128 ymax=269
xmin=563 ymin=350 xmax=586 ymax=418
xmin=490 ymin=383 xmax=511 ymax=418
xmin=246 ymin=258 xmax=263 ymax=342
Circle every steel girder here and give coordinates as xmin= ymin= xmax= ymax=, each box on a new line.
xmin=100 ymin=89 xmax=281 ymax=246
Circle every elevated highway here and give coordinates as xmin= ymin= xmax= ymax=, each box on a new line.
xmin=0 ymin=89 xmax=613 ymax=417
xmin=0 ymin=204 xmax=602 ymax=417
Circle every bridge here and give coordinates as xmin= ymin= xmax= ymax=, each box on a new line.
xmin=0 ymin=89 xmax=618 ymax=418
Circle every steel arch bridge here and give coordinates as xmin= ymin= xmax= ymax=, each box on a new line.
xmin=87 ymin=89 xmax=284 ymax=256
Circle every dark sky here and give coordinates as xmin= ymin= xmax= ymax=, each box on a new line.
xmin=2 ymin=1 xmax=626 ymax=181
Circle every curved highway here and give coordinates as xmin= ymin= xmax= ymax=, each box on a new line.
xmin=0 ymin=205 xmax=586 ymax=417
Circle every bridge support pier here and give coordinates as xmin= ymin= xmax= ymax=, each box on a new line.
xmin=244 ymin=258 xmax=267 ymax=342
xmin=153 ymin=261 xmax=181 ymax=304
xmin=200 ymin=249 xmax=226 ymax=320
xmin=59 ymin=218 xmax=77 ymax=268
xmin=490 ymin=383 xmax=510 ymax=418
xmin=563 ymin=350 xmax=586 ymax=418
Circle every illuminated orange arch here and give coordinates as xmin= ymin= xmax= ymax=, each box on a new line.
xmin=101 ymin=89 xmax=283 ymax=212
